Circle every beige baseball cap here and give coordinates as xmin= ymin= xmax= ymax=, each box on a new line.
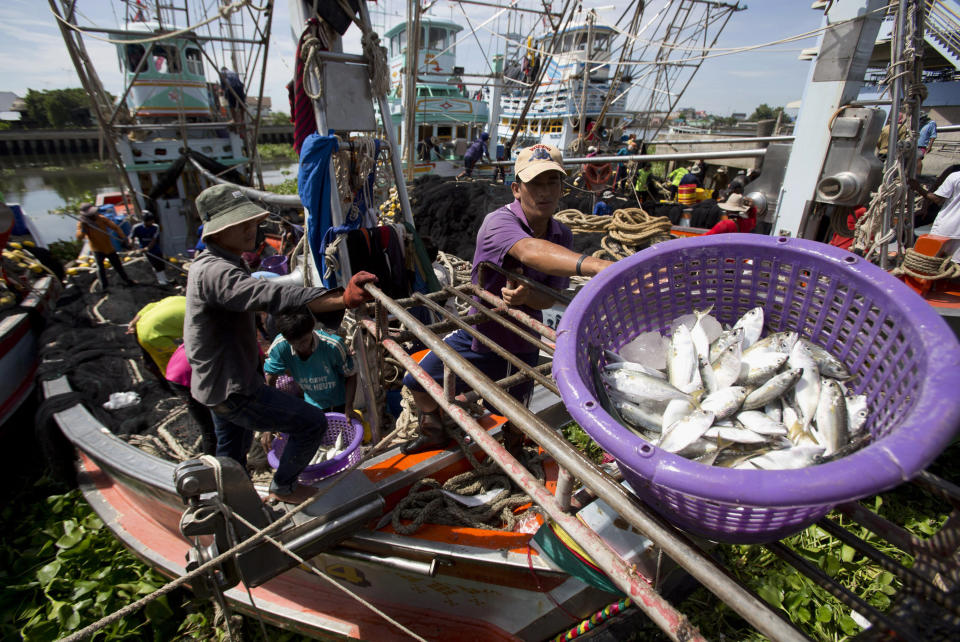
xmin=514 ymin=144 xmax=567 ymax=182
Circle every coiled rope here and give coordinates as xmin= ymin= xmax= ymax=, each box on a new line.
xmin=891 ymin=247 xmax=960 ymax=281
xmin=554 ymin=208 xmax=612 ymax=234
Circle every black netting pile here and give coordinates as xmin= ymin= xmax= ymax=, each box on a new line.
xmin=35 ymin=257 xmax=210 ymax=468
xmin=408 ymin=176 xmax=616 ymax=260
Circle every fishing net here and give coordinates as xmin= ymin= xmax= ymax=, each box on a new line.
xmin=35 ymin=257 xmax=272 ymax=474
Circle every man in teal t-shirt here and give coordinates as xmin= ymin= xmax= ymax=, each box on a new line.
xmin=264 ymin=307 xmax=356 ymax=416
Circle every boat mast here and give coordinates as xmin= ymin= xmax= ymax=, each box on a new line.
xmin=402 ymin=0 xmax=422 ymax=179
xmin=48 ymin=0 xmax=142 ymax=218
xmin=577 ymin=10 xmax=596 ymax=141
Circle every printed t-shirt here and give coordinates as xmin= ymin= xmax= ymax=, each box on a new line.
xmin=263 ymin=329 xmax=355 ymax=410
xmin=135 ymin=296 xmax=186 ymax=375
xmin=470 ymin=199 xmax=572 ymax=354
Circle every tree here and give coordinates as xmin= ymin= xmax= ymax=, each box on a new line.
xmin=267 ymin=111 xmax=292 ymax=126
xmin=748 ymin=104 xmax=792 ymax=123
xmin=20 ymin=88 xmax=94 ymax=129
xmin=748 ymin=103 xmax=777 ymax=121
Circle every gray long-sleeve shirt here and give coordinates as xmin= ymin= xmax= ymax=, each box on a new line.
xmin=184 ymin=243 xmax=330 ymax=405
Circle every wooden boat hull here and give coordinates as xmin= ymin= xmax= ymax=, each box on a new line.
xmin=42 ymin=375 xmax=614 ymax=640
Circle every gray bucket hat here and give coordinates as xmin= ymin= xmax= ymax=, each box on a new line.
xmin=196 ymin=184 xmax=268 ymax=240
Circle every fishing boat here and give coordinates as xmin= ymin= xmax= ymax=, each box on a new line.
xmin=0 ymin=202 xmax=61 ymax=429
xmin=383 ymin=18 xmax=494 ymax=178
xmin=39 ymin=1 xmax=960 ymax=641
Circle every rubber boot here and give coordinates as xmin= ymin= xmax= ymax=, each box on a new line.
xmin=401 ymin=410 xmax=447 ymax=455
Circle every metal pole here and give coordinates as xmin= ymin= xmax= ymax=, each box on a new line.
xmin=363 ymin=320 xmax=704 ymax=642
xmin=357 ymin=1 xmax=414 ymax=228
xmin=247 ymin=0 xmax=273 ymax=190
xmin=653 ymin=135 xmax=795 ymax=145
xmin=487 ymin=147 xmax=768 ymax=167
xmin=363 ymin=283 xmax=808 ymax=642
xmin=577 ymin=11 xmax=596 ymax=141
xmin=881 ymin=0 xmax=907 ymax=270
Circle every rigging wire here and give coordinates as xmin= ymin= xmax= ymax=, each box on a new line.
xmin=50 ymin=0 xmax=260 ymax=45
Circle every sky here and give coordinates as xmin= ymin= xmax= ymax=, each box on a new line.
xmin=0 ymin=1 xmax=826 ymax=119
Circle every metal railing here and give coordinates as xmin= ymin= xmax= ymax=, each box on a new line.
xmin=357 ymin=274 xmax=960 ymax=641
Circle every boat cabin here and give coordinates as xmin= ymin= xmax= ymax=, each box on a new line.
xmin=114 ymin=28 xmax=215 ymax=120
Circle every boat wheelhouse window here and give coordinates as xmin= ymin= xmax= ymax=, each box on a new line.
xmin=561 ymin=34 xmax=574 ymax=52
xmin=456 ymin=125 xmax=467 ymax=138
xmin=437 ymin=126 xmax=451 ymax=138
xmin=593 ymin=34 xmax=609 ymax=52
xmin=125 ymin=44 xmax=146 ymax=72
xmin=398 ymin=30 xmax=407 ymax=53
xmin=575 ymin=33 xmax=586 ymax=50
xmin=429 ymin=27 xmax=448 ymax=51
xmin=184 ymin=48 xmax=203 ymax=75
xmin=151 ymin=45 xmax=181 ymax=73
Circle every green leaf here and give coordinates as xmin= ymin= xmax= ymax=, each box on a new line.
xmin=877 ymin=571 xmax=895 ymax=586
xmin=816 ymin=605 xmax=832 ymax=622
xmin=757 ymin=583 xmax=781 ymax=607
xmin=840 ymin=544 xmax=856 ymax=563
xmin=144 ymin=595 xmax=173 ymax=622
xmin=71 ymin=580 xmax=100 ymax=600
xmin=796 ymin=606 xmax=811 ymax=623
xmin=55 ymin=528 xmax=84 ymax=550
xmin=823 ymin=554 xmax=842 ymax=577
xmin=839 ymin=614 xmax=860 ymax=635
xmin=81 ymin=514 xmax=103 ymax=531
xmin=35 ymin=561 xmax=61 ymax=587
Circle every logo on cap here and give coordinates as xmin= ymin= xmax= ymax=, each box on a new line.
xmin=531 ymin=146 xmax=552 ymax=161
xmin=232 ymin=191 xmax=243 ymax=198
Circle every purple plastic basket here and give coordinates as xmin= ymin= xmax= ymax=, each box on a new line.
xmin=267 ymin=412 xmax=364 ymax=484
xmin=554 ymin=234 xmax=960 ymax=543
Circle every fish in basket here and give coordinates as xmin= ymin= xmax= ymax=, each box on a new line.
xmin=553 ymin=234 xmax=960 ymax=543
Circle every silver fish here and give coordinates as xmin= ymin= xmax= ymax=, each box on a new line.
xmin=712 ymin=342 xmax=743 ymax=390
xmin=709 ymin=326 xmax=744 ymax=363
xmin=604 ymin=361 xmax=666 ymax=380
xmin=667 ymin=324 xmax=701 ymax=394
xmin=704 ymin=425 xmax=769 ymax=445
xmin=616 ymin=398 xmax=664 ymax=433
xmin=815 ymin=379 xmax=848 ymax=456
xmin=733 ymin=306 xmax=764 ymax=349
xmin=799 ymin=339 xmax=851 ymax=379
xmin=700 ymin=386 xmax=748 ymax=420
xmin=744 ymin=331 xmax=798 ymax=356
xmin=742 ymin=368 xmax=804 ymax=410
xmin=677 ymin=438 xmax=719 ymax=459
xmin=740 ymin=445 xmax=825 ymax=470
xmin=604 ymin=369 xmax=690 ymax=404
xmin=690 ymin=306 xmax=716 ymax=361
xmin=698 ymin=354 xmax=720 ymax=394
xmin=662 ymin=398 xmax=695 ymax=433
xmin=735 ymin=410 xmax=788 ymax=436
xmin=845 ymin=394 xmax=868 ymax=435
xmin=659 ymin=410 xmax=715 ymax=453
xmin=789 ymin=342 xmax=820 ymax=433
xmin=738 ymin=351 xmax=789 ymax=386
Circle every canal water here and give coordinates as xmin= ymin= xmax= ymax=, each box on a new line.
xmin=0 ymin=156 xmax=298 ymax=246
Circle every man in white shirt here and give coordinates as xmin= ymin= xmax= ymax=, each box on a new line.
xmin=911 ymin=171 xmax=960 ymax=262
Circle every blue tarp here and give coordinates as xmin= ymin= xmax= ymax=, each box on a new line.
xmin=297 ymin=133 xmax=381 ymax=288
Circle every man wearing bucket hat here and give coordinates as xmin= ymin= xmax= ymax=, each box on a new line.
xmin=75 ymin=203 xmax=137 ymax=292
xmin=401 ymin=144 xmax=614 ymax=455
xmin=184 ymin=184 xmax=377 ymax=502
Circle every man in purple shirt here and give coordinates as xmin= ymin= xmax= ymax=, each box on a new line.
xmin=401 ymin=144 xmax=613 ymax=454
